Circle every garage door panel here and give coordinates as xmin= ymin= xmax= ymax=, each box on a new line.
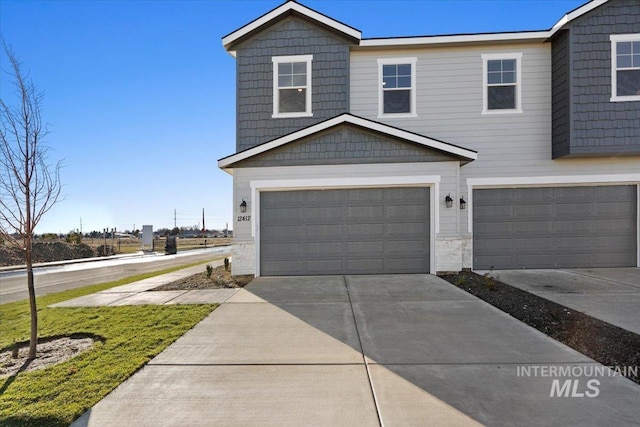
xmin=304 ymin=259 xmax=346 ymax=275
xmin=386 ymin=222 xmax=429 ymax=237
xmin=515 ymin=204 xmax=554 ymax=217
xmin=553 ymin=220 xmax=594 ymax=234
xmin=516 ymin=188 xmax=556 ymax=203
xmin=555 ymin=203 xmax=595 ymax=217
xmin=261 ymin=225 xmax=305 ymax=240
xmin=386 ymin=205 xmax=429 ymax=221
xmin=346 ymin=206 xmax=385 ymax=221
xmin=344 ymin=223 xmax=385 ymax=238
xmin=515 ymin=237 xmax=554 ymax=251
xmin=475 ymin=204 xmax=513 ymax=219
xmin=305 ymin=206 xmax=344 ymax=221
xmin=261 ymin=188 xmax=430 ymax=275
xmin=514 ymin=221 xmax=554 ymax=235
xmin=263 ymin=260 xmax=306 ymax=276
xmin=386 ymin=240 xmax=428 ymax=254
xmin=305 ymin=242 xmax=343 ymax=256
xmin=595 ymin=201 xmax=636 ymax=216
xmin=260 ymin=243 xmax=304 ymax=259
xmin=305 ymin=224 xmax=344 ymax=239
xmin=474 ymin=185 xmax=637 ymax=269
xmin=346 ymin=241 xmax=384 ymax=256
xmin=595 ymin=218 xmax=636 ymax=234
xmin=347 ymin=188 xmax=385 ymax=202
xmin=474 ymin=237 xmax=513 ymax=252
xmin=345 ymin=258 xmax=386 ymax=274
xmin=385 ymin=257 xmax=431 ymax=273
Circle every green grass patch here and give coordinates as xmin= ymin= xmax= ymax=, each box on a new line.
xmin=0 ymin=262 xmax=218 ymax=427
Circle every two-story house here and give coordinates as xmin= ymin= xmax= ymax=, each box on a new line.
xmin=218 ymin=0 xmax=639 ymax=277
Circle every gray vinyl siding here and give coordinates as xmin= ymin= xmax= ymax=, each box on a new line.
xmin=350 ymin=44 xmax=552 ymax=160
xmin=233 ymin=124 xmax=457 ymax=168
xmin=552 ymin=0 xmax=640 ymax=157
xmin=551 ymin=30 xmax=571 ymax=159
xmin=235 ymin=16 xmax=351 ymax=152
xmin=260 ymin=187 xmax=430 ymax=275
xmin=473 ymin=185 xmax=638 ymax=269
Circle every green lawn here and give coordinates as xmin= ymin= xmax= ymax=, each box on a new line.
xmin=0 ymin=263 xmax=217 ymax=427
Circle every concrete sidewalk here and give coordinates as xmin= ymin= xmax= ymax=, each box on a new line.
xmin=51 ymin=259 xmax=238 ymax=307
xmin=71 ymin=274 xmax=640 ymax=426
xmin=482 ymin=268 xmax=640 ymax=335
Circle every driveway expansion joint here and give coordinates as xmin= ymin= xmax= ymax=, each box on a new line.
xmin=343 ymin=275 xmax=383 ymax=427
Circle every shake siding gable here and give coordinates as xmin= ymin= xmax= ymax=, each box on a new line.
xmin=552 ymin=0 xmax=640 ymax=157
xmin=235 ymin=17 xmax=352 ymax=152
xmin=232 ymin=124 xmax=458 ymax=168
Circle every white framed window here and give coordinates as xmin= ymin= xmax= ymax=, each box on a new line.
xmin=272 ymin=55 xmax=313 ymax=118
xmin=482 ymin=53 xmax=522 ymax=114
xmin=378 ymin=57 xmax=417 ymax=118
xmin=610 ymin=34 xmax=640 ymax=102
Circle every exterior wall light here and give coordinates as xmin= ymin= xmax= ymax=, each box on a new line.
xmin=240 ymin=199 xmax=247 ymax=213
xmin=460 ymin=197 xmax=466 ymax=210
xmin=445 ymin=194 xmax=453 ymax=208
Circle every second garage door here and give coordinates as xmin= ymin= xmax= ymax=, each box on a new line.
xmin=473 ymin=185 xmax=637 ymax=269
xmin=260 ymin=187 xmax=430 ymax=275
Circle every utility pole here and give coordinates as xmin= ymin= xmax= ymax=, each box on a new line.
xmin=174 ymin=209 xmax=177 ymax=229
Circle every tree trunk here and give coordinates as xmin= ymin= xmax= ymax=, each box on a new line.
xmin=26 ymin=237 xmax=38 ymax=360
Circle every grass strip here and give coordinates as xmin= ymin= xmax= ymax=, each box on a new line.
xmin=0 ymin=261 xmax=218 ymax=427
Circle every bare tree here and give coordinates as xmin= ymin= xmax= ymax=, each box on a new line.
xmin=0 ymin=39 xmax=62 ymax=360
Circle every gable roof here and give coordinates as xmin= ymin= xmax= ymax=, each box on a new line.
xmin=222 ymin=1 xmax=361 ymax=54
xmin=218 ymin=114 xmax=477 ymax=171
xmin=552 ymin=0 xmax=608 ymax=32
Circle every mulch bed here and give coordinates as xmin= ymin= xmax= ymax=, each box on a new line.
xmin=151 ymin=265 xmax=253 ymax=291
xmin=439 ymin=271 xmax=640 ymax=385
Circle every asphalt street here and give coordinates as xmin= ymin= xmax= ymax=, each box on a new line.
xmin=0 ymin=246 xmax=230 ymax=304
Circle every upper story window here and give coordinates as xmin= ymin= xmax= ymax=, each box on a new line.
xmin=610 ymin=34 xmax=640 ymax=102
xmin=272 ymin=55 xmax=313 ymax=118
xmin=482 ymin=53 xmax=522 ymax=114
xmin=378 ymin=57 xmax=417 ymax=118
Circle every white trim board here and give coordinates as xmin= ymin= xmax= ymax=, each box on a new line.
xmin=218 ymin=114 xmax=477 ymax=169
xmin=250 ymin=175 xmax=441 ymax=276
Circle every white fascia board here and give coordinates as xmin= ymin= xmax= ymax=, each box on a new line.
xmin=222 ymin=1 xmax=361 ymax=52
xmin=359 ymin=31 xmax=550 ymax=48
xmin=550 ymin=0 xmax=608 ymax=34
xmin=218 ymin=114 xmax=477 ymax=169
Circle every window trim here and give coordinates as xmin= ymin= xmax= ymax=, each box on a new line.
xmin=272 ymin=55 xmax=313 ymax=118
xmin=377 ymin=57 xmax=417 ymax=118
xmin=482 ymin=53 xmax=523 ymax=114
xmin=610 ymin=34 xmax=640 ymax=102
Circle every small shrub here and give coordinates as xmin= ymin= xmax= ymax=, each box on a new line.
xmin=205 ymin=264 xmax=213 ymax=278
xmin=483 ymin=272 xmax=496 ymax=291
xmin=454 ymin=276 xmax=466 ymax=287
xmin=224 ymin=257 xmax=230 ymax=271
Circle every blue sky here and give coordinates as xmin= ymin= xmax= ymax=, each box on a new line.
xmin=0 ymin=0 xmax=585 ymax=234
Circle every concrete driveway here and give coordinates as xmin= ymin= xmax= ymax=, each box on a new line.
xmin=483 ymin=268 xmax=640 ymax=335
xmin=72 ymin=274 xmax=640 ymax=426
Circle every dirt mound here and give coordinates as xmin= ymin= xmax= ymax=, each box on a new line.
xmin=0 ymin=242 xmax=95 ymax=267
